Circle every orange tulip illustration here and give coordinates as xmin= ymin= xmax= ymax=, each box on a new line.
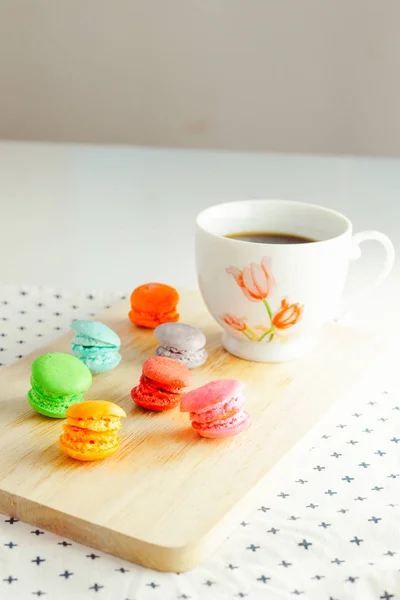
xmin=272 ymin=298 xmax=303 ymax=330
xmin=226 ymin=257 xmax=275 ymax=303
xmin=221 ymin=313 xmax=257 ymax=340
xmin=222 ymin=313 xmax=246 ymax=331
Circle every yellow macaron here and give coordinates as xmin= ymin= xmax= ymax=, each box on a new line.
xmin=59 ymin=400 xmax=126 ymax=461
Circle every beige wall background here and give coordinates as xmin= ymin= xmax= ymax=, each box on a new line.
xmin=0 ymin=0 xmax=399 ymax=156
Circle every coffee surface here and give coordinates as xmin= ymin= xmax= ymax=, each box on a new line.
xmin=225 ymin=231 xmax=316 ymax=244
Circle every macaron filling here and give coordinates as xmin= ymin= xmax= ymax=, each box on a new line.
xmin=72 ymin=344 xmax=122 ymax=373
xmin=192 ymin=409 xmax=249 ymax=428
xmin=138 ymin=375 xmax=182 ymax=396
xmin=155 ymin=345 xmax=207 ymax=367
xmin=130 ymin=308 xmax=178 ymax=321
xmin=129 ymin=308 xmax=179 ymax=328
xmin=189 ymin=395 xmax=246 ymax=424
xmin=60 ymin=426 xmax=119 ymax=453
xmin=131 ymin=385 xmax=182 ymax=410
xmin=131 ymin=376 xmax=183 ymax=410
xmin=72 ymin=344 xmax=118 ymax=355
xmin=192 ymin=410 xmax=250 ymax=434
xmin=67 ymin=416 xmax=122 ymax=432
xmin=28 ymin=377 xmax=84 ymax=413
xmin=72 ymin=334 xmax=118 ymax=348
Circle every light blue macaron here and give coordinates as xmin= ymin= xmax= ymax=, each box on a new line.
xmin=71 ymin=320 xmax=121 ymax=374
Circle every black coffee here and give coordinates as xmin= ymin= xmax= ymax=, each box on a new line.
xmin=225 ymin=231 xmax=316 ymax=244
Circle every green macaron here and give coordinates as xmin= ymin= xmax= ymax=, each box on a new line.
xmin=28 ymin=352 xmax=92 ymax=418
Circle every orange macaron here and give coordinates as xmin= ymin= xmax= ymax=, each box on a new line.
xmin=59 ymin=400 xmax=126 ymax=461
xmin=128 ymin=283 xmax=179 ymax=329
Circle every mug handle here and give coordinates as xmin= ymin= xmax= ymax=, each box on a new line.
xmin=346 ymin=230 xmax=395 ymax=301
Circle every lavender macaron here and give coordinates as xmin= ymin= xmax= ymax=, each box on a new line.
xmin=154 ymin=323 xmax=207 ymax=369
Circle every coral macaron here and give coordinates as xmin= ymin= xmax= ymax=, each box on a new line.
xmin=181 ymin=379 xmax=250 ymax=438
xmin=142 ymin=356 xmax=191 ymax=392
xmin=131 ymin=356 xmax=191 ymax=411
xmin=59 ymin=400 xmax=126 ymax=461
xmin=129 ymin=283 xmax=179 ymax=329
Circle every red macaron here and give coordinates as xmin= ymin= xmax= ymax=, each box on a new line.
xmin=131 ymin=356 xmax=192 ymax=411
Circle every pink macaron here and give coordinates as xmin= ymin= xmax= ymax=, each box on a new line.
xmin=181 ymin=379 xmax=250 ymax=438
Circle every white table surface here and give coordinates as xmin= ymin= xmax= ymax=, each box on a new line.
xmin=0 ymin=141 xmax=399 ymax=296
xmin=0 ymin=141 xmax=399 ymax=599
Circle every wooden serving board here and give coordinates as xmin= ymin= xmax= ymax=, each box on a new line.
xmin=0 ymin=291 xmax=383 ymax=572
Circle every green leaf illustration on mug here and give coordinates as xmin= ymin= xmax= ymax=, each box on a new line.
xmin=223 ymin=257 xmax=304 ymax=343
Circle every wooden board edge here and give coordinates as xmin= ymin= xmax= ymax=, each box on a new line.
xmin=0 ymin=489 xmax=213 ymax=572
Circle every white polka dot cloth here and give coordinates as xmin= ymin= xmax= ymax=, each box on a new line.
xmin=0 ymin=285 xmax=399 ymax=600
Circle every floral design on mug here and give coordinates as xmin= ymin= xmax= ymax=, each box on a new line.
xmin=221 ymin=313 xmax=257 ymax=341
xmin=272 ymin=298 xmax=303 ymax=330
xmin=221 ymin=313 xmax=246 ymax=331
xmin=226 ymin=256 xmax=275 ymax=304
xmin=224 ymin=258 xmax=303 ymax=343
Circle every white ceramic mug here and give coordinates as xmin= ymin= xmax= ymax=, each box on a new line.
xmin=196 ymin=200 xmax=395 ymax=362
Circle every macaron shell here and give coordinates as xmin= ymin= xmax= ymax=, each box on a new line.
xmin=154 ymin=323 xmax=206 ymax=352
xmin=189 ymin=395 xmax=246 ymax=424
xmin=131 ymin=383 xmax=182 ymax=411
xmin=192 ymin=411 xmax=250 ymax=439
xmin=142 ymin=356 xmax=192 ymax=391
xmin=71 ymin=320 xmax=121 ymax=347
xmin=67 ymin=400 xmax=127 ymax=419
xmin=130 ymin=283 xmax=179 ymax=311
xmin=31 ymin=353 xmax=92 ymax=395
xmin=181 ymin=379 xmax=244 ymax=413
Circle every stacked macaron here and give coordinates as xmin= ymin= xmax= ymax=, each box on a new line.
xmin=129 ymin=283 xmax=179 ymax=328
xmin=181 ymin=379 xmax=250 ymax=438
xmin=71 ymin=320 xmax=121 ymax=374
xmin=131 ymin=356 xmax=191 ymax=411
xmin=154 ymin=322 xmax=207 ymax=369
xmin=28 ymin=353 xmax=92 ymax=418
xmin=59 ymin=401 xmax=126 ymax=461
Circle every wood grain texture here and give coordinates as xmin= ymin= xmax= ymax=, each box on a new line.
xmin=0 ymin=291 xmax=382 ymax=571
